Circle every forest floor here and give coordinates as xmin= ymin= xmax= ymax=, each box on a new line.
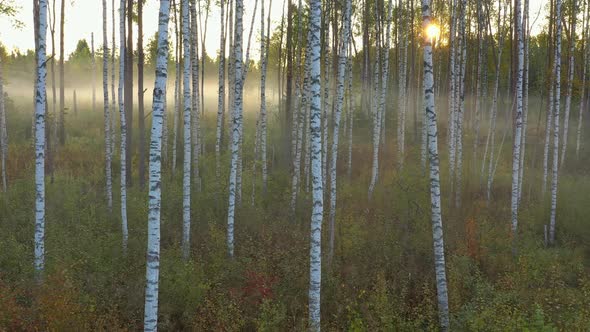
xmin=1 ymin=96 xmax=590 ymax=331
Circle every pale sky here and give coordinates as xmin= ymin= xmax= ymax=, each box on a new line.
xmin=1 ymin=0 xmax=547 ymax=60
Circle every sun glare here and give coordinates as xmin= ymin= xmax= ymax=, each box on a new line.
xmin=426 ymin=23 xmax=440 ymax=41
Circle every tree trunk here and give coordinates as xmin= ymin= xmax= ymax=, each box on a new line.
xmin=0 ymin=53 xmax=7 ymax=192
xmin=34 ymin=0 xmax=48 ymax=282
xmin=549 ymin=0 xmax=563 ymax=245
xmin=181 ymin=0 xmax=192 ymax=261
xmin=138 ymin=0 xmax=146 ymax=189
xmin=510 ymin=0 xmax=525 ymax=253
xmin=560 ymin=0 xmax=576 ymax=168
xmin=307 ymin=0 xmax=323 ymax=329
xmin=143 ymin=2 xmax=171 ymax=329
xmin=215 ymin=0 xmax=226 ymax=178
xmin=327 ymin=0 xmax=352 ymax=264
xmin=422 ymin=1 xmax=450 ymax=329
xmin=92 ymin=32 xmax=96 ymax=112
xmin=190 ymin=0 xmax=201 ymax=189
xmin=59 ymin=0 xmax=65 ymax=145
xmin=227 ymin=0 xmax=244 ymax=258
xmin=125 ymin=0 xmax=134 ymax=186
xmin=260 ymin=0 xmax=269 ymax=193
xmin=118 ymin=0 xmax=129 ymax=253
xmin=576 ymin=0 xmax=590 ymax=158
xmin=103 ymin=0 xmax=113 ymax=212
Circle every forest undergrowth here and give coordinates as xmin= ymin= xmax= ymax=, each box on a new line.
xmin=1 ymin=98 xmax=590 ymax=331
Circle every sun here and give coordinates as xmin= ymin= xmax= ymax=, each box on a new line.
xmin=426 ymin=23 xmax=440 ymax=41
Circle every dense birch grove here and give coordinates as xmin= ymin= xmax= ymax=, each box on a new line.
xmin=2 ymin=0 xmax=590 ymax=330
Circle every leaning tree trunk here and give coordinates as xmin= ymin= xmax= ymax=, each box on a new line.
xmin=143 ymin=2 xmax=171 ymax=330
xmin=549 ymin=0 xmax=563 ymax=245
xmin=118 ymin=0 xmax=129 ymax=253
xmin=227 ymin=0 xmax=244 ymax=258
xmin=181 ymin=0 xmax=192 ymax=261
xmin=34 ymin=0 xmax=48 ymax=283
xmin=422 ymin=1 xmax=450 ymax=329
xmin=103 ymin=0 xmax=113 ymax=212
xmin=307 ymin=0 xmax=323 ymax=330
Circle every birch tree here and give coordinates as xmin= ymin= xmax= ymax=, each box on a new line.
xmin=307 ymin=0 xmax=323 ymax=329
xmin=483 ymin=0 xmax=506 ymax=203
xmin=181 ymin=0 xmax=192 ymax=261
xmin=227 ymin=0 xmax=243 ymax=258
xmin=215 ymin=0 xmax=226 ymax=178
xmin=143 ymin=1 xmax=171 ymax=330
xmin=327 ymin=0 xmax=351 ymax=263
xmin=118 ymin=0 xmax=129 ymax=253
xmin=549 ymin=0 xmax=563 ymax=245
xmin=259 ymin=0 xmax=268 ymax=193
xmin=510 ymin=0 xmax=525 ymax=252
xmin=422 ymin=0 xmax=450 ymax=329
xmin=190 ymin=0 xmax=201 ymax=188
xmin=34 ymin=0 xmax=48 ymax=282
xmin=0 ymin=55 xmax=7 ymax=192
xmin=58 ymin=0 xmax=65 ymax=145
xmin=92 ymin=32 xmax=96 ymax=112
xmin=576 ymin=0 xmax=590 ymax=158
xmin=560 ymin=0 xmax=576 ymax=168
xmin=103 ymin=0 xmax=112 ymax=212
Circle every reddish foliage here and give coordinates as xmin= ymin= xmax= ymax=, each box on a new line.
xmin=231 ymin=270 xmax=278 ymax=306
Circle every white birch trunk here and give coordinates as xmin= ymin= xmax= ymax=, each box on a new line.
xmin=103 ymin=0 xmax=112 ymax=212
xmin=346 ymin=48 xmax=354 ymax=180
xmin=143 ymin=2 xmax=171 ymax=330
xmin=118 ymin=0 xmax=128 ymax=253
xmin=327 ymin=0 xmax=351 ymax=264
xmin=34 ymin=0 xmax=48 ymax=281
xmin=576 ymin=1 xmax=590 ymax=159
xmin=0 ymin=55 xmax=7 ymax=192
xmin=227 ymin=0 xmax=243 ymax=258
xmin=190 ymin=0 xmax=200 ymax=190
xmin=367 ymin=55 xmax=381 ymax=200
xmin=172 ymin=12 xmax=181 ymax=174
xmin=455 ymin=0 xmax=467 ymax=207
xmin=518 ymin=0 xmax=530 ymax=204
xmin=308 ymin=0 xmax=323 ymax=329
xmin=92 ymin=32 xmax=96 ymax=112
xmin=215 ymin=0 xmax=226 ymax=178
xmin=181 ymin=0 xmax=192 ymax=261
xmin=111 ymin=0 xmax=117 ymax=158
xmin=510 ymin=0 xmax=525 ymax=251
xmin=542 ymin=81 xmax=554 ymax=195
xmin=484 ymin=0 xmax=505 ymax=203
xmin=422 ymin=1 xmax=450 ymax=329
xmin=560 ymin=0 xmax=576 ymax=168
xmin=549 ymin=0 xmax=563 ymax=245
xmin=260 ymin=0 xmax=268 ymax=193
